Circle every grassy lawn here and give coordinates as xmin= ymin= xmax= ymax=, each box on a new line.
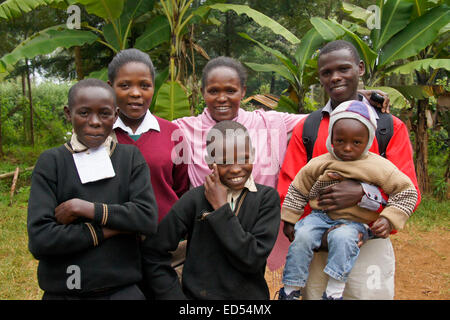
xmin=0 ymin=178 xmax=448 ymax=300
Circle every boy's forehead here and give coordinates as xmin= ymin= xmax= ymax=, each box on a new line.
xmin=72 ymin=86 xmax=115 ymax=105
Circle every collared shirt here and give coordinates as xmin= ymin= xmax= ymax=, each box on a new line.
xmin=68 ymin=133 xmax=116 ymax=184
xmin=113 ymin=110 xmax=160 ymax=136
xmin=227 ymin=174 xmax=258 ymax=211
xmin=70 ymin=132 xmax=115 ymax=155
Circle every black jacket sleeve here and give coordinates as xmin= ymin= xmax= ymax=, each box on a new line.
xmin=92 ymin=148 xmax=158 ymax=236
xmin=205 ymin=187 xmax=281 ymax=273
xmin=27 ymin=151 xmax=104 ymax=259
xmin=141 ymin=193 xmax=196 ymax=300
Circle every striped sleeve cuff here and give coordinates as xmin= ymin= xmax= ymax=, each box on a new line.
xmin=84 ymin=222 xmax=104 ymax=247
xmin=93 ymin=202 xmax=109 ymax=226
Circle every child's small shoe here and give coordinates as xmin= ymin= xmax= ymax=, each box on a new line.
xmin=321 ymin=292 xmax=343 ymax=300
xmin=277 ymin=287 xmax=301 ymax=300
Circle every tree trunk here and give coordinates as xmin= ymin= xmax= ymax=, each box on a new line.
xmin=415 ymin=98 xmax=430 ymax=194
xmin=74 ymin=46 xmax=84 ymax=80
xmin=270 ymin=72 xmax=275 ymax=94
xmin=25 ymin=59 xmax=34 ymax=146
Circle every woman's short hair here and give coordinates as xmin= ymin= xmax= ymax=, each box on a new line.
xmin=201 ymin=56 xmax=247 ymax=91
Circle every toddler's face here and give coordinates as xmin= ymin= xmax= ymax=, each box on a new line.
xmin=331 ymin=118 xmax=369 ymax=161
xmin=65 ymin=87 xmax=117 ymax=149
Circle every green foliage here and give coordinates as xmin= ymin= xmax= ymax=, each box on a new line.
xmin=408 ymin=195 xmax=450 ymax=231
xmin=0 ymin=80 xmax=72 ymax=148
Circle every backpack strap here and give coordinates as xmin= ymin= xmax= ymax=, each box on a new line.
xmin=302 ymin=108 xmax=324 ymax=163
xmin=374 ymin=109 xmax=394 ymax=158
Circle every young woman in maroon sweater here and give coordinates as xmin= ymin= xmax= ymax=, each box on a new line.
xmin=107 ymin=49 xmax=189 ymax=222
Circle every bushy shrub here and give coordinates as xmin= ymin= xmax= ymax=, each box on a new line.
xmin=0 ymin=80 xmax=73 ymax=149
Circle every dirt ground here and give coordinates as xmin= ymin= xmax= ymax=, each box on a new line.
xmin=392 ymin=226 xmax=449 ymax=300
xmin=266 ymin=226 xmax=449 ymax=300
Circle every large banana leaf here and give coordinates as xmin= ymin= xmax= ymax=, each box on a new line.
xmin=87 ymin=67 xmax=108 ymax=81
xmin=276 ymin=95 xmax=299 ymax=114
xmin=371 ymin=0 xmax=413 ymax=51
xmin=310 ymin=17 xmax=345 ymax=41
xmin=243 ymin=62 xmax=296 ymax=85
xmin=310 ymin=18 xmax=378 ymax=70
xmin=134 ymin=15 xmax=170 ymax=51
xmin=238 ymin=32 xmax=299 ymax=77
xmin=378 ymin=5 xmax=450 ymax=67
xmin=153 ymin=81 xmax=190 ymax=121
xmin=103 ymin=0 xmax=155 ymax=51
xmin=208 ymin=3 xmax=300 ymax=44
xmin=71 ymin=0 xmax=123 ymax=21
xmin=0 ymin=25 xmax=98 ymax=73
xmin=294 ymin=28 xmax=324 ymax=77
xmin=405 ymin=0 xmax=435 ymax=19
xmin=365 ymin=86 xmax=410 ymax=109
xmin=0 ymin=0 xmax=67 ymax=19
xmin=150 ymin=66 xmax=169 ymax=112
xmin=342 ymin=2 xmax=372 ymax=23
xmin=385 ymin=58 xmax=450 ymax=75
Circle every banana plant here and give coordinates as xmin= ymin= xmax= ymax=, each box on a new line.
xmin=241 ymin=30 xmax=325 ymax=113
xmin=0 ymin=0 xmax=328 ymax=120
xmin=0 ymin=0 xmax=153 ymax=75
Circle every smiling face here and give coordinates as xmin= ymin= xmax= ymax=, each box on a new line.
xmin=318 ymin=48 xmax=365 ymax=109
xmin=203 ymin=66 xmax=246 ymax=122
xmin=110 ymin=62 xmax=154 ymax=129
xmin=331 ymin=118 xmax=369 ymax=161
xmin=65 ymin=86 xmax=117 ymax=149
xmin=212 ymin=136 xmax=253 ymax=191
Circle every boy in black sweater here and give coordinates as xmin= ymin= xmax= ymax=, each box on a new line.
xmin=27 ymin=79 xmax=158 ymax=299
xmin=142 ymin=120 xmax=281 ymax=299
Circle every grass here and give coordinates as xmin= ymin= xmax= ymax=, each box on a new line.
xmin=0 ymin=187 xmax=42 ymax=300
xmin=406 ymin=194 xmax=450 ymax=231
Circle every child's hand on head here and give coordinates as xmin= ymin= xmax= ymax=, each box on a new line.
xmin=55 ymin=198 xmax=94 ymax=224
xmin=204 ymin=163 xmax=228 ymax=211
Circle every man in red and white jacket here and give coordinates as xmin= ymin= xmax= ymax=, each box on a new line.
xmin=277 ymin=40 xmax=420 ymax=300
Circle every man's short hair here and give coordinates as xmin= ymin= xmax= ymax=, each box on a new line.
xmin=319 ymin=40 xmax=361 ymax=64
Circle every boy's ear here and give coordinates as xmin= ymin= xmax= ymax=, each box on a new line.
xmin=107 ymin=80 xmax=113 ymax=87
xmin=358 ymin=60 xmax=365 ymax=77
xmin=63 ymin=106 xmax=72 ymax=122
